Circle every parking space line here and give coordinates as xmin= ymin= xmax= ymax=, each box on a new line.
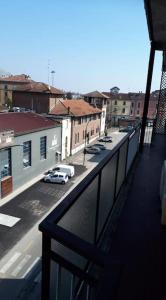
xmin=0 ymin=252 xmax=21 ymax=274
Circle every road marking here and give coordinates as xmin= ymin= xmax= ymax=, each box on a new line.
xmin=21 ymin=257 xmax=40 ymax=278
xmin=11 ymin=254 xmax=31 ymax=277
xmin=0 ymin=213 xmax=20 ymax=227
xmin=23 ymin=240 xmax=33 ymax=253
xmin=34 ymin=271 xmax=41 ymax=283
xmin=0 ymin=252 xmax=21 ymax=274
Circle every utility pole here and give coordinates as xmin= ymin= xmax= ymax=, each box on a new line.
xmin=51 ymin=70 xmax=55 ymax=86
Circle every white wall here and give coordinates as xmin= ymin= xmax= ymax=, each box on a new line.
xmin=61 ymin=118 xmax=71 ymax=160
xmin=100 ymin=107 xmax=106 ymax=134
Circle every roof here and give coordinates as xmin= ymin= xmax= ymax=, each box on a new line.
xmin=0 ymin=112 xmax=59 ymax=136
xmin=103 ymin=92 xmax=158 ymax=102
xmin=14 ymin=82 xmax=64 ymax=95
xmin=84 ymin=91 xmax=109 ymax=99
xmin=144 ymin=0 xmax=166 ymax=50
xmin=0 ymin=74 xmax=33 ymax=83
xmin=50 ymin=99 xmax=101 ymax=116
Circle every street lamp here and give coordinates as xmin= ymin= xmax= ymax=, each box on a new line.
xmin=83 ymin=119 xmax=90 ymax=166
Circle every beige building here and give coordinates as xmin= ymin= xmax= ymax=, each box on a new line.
xmin=0 ymin=74 xmax=33 ymax=110
xmin=103 ymin=92 xmax=131 ymax=126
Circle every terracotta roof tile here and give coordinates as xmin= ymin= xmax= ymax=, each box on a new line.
xmin=50 ymin=99 xmax=101 ymax=116
xmin=0 ymin=112 xmax=59 ymax=136
xmin=14 ymin=82 xmax=64 ymax=95
xmin=84 ymin=91 xmax=109 ymax=99
xmin=0 ymin=74 xmax=33 ymax=83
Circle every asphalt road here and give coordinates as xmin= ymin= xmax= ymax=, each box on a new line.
xmin=0 ymin=164 xmax=87 ymax=258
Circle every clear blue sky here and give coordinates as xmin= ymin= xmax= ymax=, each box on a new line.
xmin=0 ymin=0 xmax=162 ymax=93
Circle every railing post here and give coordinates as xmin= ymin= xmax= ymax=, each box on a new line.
xmin=114 ymin=149 xmax=120 ymax=201
xmin=140 ymin=45 xmax=155 ymax=151
xmin=41 ymin=233 xmax=51 ymax=300
xmin=94 ymin=171 xmax=102 ymax=243
xmin=124 ymin=137 xmax=130 ymax=177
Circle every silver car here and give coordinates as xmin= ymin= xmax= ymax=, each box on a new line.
xmin=44 ymin=171 xmax=68 ymax=184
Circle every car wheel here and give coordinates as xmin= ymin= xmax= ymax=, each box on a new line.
xmin=62 ymin=181 xmax=65 ymax=185
xmin=45 ymin=179 xmax=50 ymax=183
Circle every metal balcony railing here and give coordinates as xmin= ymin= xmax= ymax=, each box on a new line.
xmin=39 ymin=125 xmax=140 ymax=300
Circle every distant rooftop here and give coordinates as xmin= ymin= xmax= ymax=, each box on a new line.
xmin=84 ymin=90 xmax=109 ymax=99
xmin=0 ymin=74 xmax=33 ymax=83
xmin=14 ymin=81 xmax=64 ymax=95
xmin=0 ymin=112 xmax=59 ymax=136
xmin=50 ymin=99 xmax=101 ymax=116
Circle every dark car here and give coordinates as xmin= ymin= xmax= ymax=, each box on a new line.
xmin=119 ymin=126 xmax=134 ymax=133
xmin=93 ymin=143 xmax=106 ymax=150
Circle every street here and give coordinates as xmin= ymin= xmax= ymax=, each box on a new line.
xmin=0 ymin=129 xmax=127 ymax=299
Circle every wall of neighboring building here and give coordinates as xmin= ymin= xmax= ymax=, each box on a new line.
xmin=0 ymin=126 xmax=61 ymax=198
xmin=71 ymin=114 xmax=101 ymax=155
xmin=61 ymin=118 xmax=71 ymax=160
xmin=0 ymin=82 xmax=28 ymax=110
xmin=13 ymin=92 xmax=49 ymax=113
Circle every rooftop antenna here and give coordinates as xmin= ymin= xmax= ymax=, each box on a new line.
xmin=51 ymin=70 xmax=55 ymax=86
xmin=47 ymin=59 xmax=50 ymax=85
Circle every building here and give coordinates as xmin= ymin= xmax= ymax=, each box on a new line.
xmin=46 ymin=114 xmax=71 ymax=160
xmin=12 ymin=82 xmax=64 ymax=114
xmin=103 ymin=91 xmax=131 ymax=126
xmin=0 ymin=74 xmax=33 ymax=110
xmin=0 ymin=112 xmax=61 ymax=198
xmin=84 ymin=91 xmax=108 ymax=134
xmin=103 ymin=91 xmax=158 ymax=127
xmin=50 ymin=99 xmax=101 ymax=155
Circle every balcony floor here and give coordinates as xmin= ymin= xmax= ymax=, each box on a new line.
xmin=101 ymin=134 xmax=166 ymax=300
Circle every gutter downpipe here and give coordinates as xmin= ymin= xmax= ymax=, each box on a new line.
xmin=139 ymin=43 xmax=155 ymax=151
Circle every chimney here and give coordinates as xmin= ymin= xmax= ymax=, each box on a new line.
xmin=67 ymin=106 xmax=70 ymax=115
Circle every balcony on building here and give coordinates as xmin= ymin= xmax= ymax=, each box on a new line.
xmin=38 ymin=1 xmax=166 ymax=299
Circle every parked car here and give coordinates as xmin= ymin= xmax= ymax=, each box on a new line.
xmin=43 ymin=171 xmax=68 ymax=184
xmin=119 ymin=126 xmax=134 ymax=132
xmin=84 ymin=146 xmax=101 ymax=154
xmin=93 ymin=143 xmax=106 ymax=150
xmin=98 ymin=136 xmax=112 ymax=143
xmin=52 ymin=164 xmax=75 ymax=178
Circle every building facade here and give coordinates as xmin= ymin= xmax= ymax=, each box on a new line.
xmin=0 ymin=113 xmax=61 ymax=198
xmin=12 ymin=82 xmax=64 ymax=114
xmin=0 ymin=74 xmax=32 ymax=110
xmin=46 ymin=115 xmax=72 ymax=160
xmin=50 ymin=99 xmax=101 ymax=155
xmin=84 ymin=91 xmax=108 ymax=134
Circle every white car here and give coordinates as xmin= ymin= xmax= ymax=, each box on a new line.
xmin=44 ymin=171 xmax=68 ymax=184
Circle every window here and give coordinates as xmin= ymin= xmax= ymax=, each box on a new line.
xmin=75 ymin=133 xmax=77 ymax=144
xmin=93 ymin=114 xmax=96 ymax=120
xmin=123 ymin=101 xmax=126 ymax=105
xmin=0 ymin=148 xmax=11 ymax=178
xmin=77 ymin=133 xmax=79 ymax=143
xmin=131 ymin=110 xmax=133 ymax=115
xmin=78 ymin=118 xmax=81 ymax=124
xmin=138 ymin=102 xmax=140 ymax=108
xmin=4 ymin=84 xmax=7 ymax=90
xmin=23 ymin=141 xmax=31 ymax=168
xmin=115 ymin=100 xmax=117 ymax=105
xmin=83 ymin=130 xmax=85 ymax=139
xmin=5 ymin=91 xmax=8 ymax=97
xmin=122 ymin=108 xmax=125 ymax=113
xmin=131 ymin=102 xmax=134 ymax=107
xmin=40 ymin=136 xmax=47 ymax=160
xmin=137 ymin=110 xmax=140 ymax=115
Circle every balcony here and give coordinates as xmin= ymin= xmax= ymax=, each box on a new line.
xmin=38 ymin=1 xmax=166 ymax=299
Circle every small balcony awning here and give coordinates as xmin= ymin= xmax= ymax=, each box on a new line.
xmin=145 ymin=0 xmax=166 ymax=50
